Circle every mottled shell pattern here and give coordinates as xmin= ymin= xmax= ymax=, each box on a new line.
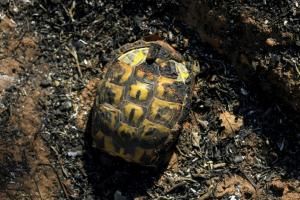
xmin=91 ymin=40 xmax=194 ymax=166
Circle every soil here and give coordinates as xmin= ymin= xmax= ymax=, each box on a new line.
xmin=0 ymin=1 xmax=299 ymax=200
xmin=178 ymin=0 xmax=300 ymax=112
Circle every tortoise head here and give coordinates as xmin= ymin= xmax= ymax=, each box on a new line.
xmin=144 ymin=35 xmax=201 ymax=77
xmin=189 ymin=60 xmax=200 ymax=77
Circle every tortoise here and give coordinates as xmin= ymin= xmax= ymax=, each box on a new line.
xmin=90 ymin=39 xmax=198 ymax=167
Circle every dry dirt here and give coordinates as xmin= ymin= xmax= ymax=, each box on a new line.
xmin=178 ymin=0 xmax=300 ymax=113
xmin=0 ymin=14 xmax=61 ymax=199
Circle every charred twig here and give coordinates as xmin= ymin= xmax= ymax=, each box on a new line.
xmin=198 ymin=184 xmax=215 ymax=200
xmin=283 ymin=56 xmax=300 ymax=77
xmin=38 ymin=4 xmax=47 ymax=12
xmin=65 ymin=46 xmax=83 ymax=78
xmin=210 ymin=162 xmax=227 ymax=169
xmin=294 ymin=64 xmax=300 ymax=77
xmin=176 ymin=146 xmax=190 ymax=158
xmin=62 ymin=1 xmax=77 ymax=22
xmin=154 ymin=196 xmax=173 ymax=200
xmin=178 ymin=177 xmax=198 ymax=183
xmin=238 ymin=169 xmax=258 ymax=192
xmin=165 ymin=181 xmax=187 ymax=193
xmin=34 ymin=176 xmax=43 ymax=200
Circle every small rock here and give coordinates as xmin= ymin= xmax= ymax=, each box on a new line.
xmin=67 ymin=151 xmax=83 ymax=157
xmin=233 ymin=156 xmax=245 ymax=163
xmin=240 ymin=88 xmax=248 ymax=96
xmin=197 ymin=119 xmax=209 ymax=129
xmin=0 ymin=0 xmax=9 ymax=5
xmin=60 ymin=101 xmax=72 ymax=111
xmin=183 ymin=38 xmax=189 ymax=48
xmin=40 ymin=79 xmax=51 ymax=87
xmin=192 ymin=131 xmax=201 ymax=147
xmin=265 ymin=38 xmax=278 ymax=46
xmin=114 ymin=190 xmax=127 ymax=200
xmin=53 ymin=80 xmax=60 ymax=87
xmin=168 ymin=31 xmax=174 ymax=41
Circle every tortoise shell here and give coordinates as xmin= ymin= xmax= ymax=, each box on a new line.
xmin=91 ymin=40 xmax=195 ymax=166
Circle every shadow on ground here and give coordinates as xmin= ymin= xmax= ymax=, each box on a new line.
xmin=82 ymin=114 xmax=165 ymax=199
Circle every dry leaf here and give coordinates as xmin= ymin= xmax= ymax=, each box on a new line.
xmin=219 ymin=111 xmax=243 ymax=138
xmin=167 ymin=152 xmax=179 ymax=172
xmin=191 ymin=130 xmax=201 ymax=147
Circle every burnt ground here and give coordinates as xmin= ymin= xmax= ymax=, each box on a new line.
xmin=0 ymin=1 xmax=300 ymax=200
xmin=179 ymin=0 xmax=300 ymax=112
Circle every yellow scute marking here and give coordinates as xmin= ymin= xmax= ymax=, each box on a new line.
xmin=134 ymin=148 xmax=156 ymax=163
xmin=136 ymin=69 xmax=145 ymax=79
xmin=133 ymin=147 xmax=144 ymax=162
xmin=173 ymin=61 xmax=189 ymax=83
xmin=114 ymin=147 xmax=154 ymax=164
xmin=104 ymin=82 xmax=123 ymax=105
xmin=117 ymin=122 xmax=136 ymax=138
xmin=132 ymin=50 xmax=146 ymax=66
xmin=118 ymin=48 xmax=149 ymax=67
xmin=94 ymin=130 xmax=105 ymax=141
xmin=149 ymin=98 xmax=181 ymax=123
xmin=92 ymin=130 xmax=105 ymax=149
xmin=156 ymin=77 xmax=176 ymax=99
xmin=135 ymin=69 xmax=155 ymax=82
xmin=104 ymin=136 xmax=115 ymax=153
xmin=98 ymin=104 xmax=120 ymax=129
xmin=129 ymin=81 xmax=151 ymax=101
xmin=124 ymin=102 xmax=144 ymax=126
xmin=118 ymin=62 xmax=133 ymax=83
xmin=141 ymin=119 xmax=170 ymax=137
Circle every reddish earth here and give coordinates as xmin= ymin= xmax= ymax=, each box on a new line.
xmin=214 ymin=175 xmax=256 ymax=199
xmin=269 ymin=179 xmax=300 ymax=200
xmin=0 ymin=15 xmax=60 ymax=199
xmin=178 ymin=0 xmax=300 ymax=112
xmin=76 ymin=78 xmax=100 ymax=131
